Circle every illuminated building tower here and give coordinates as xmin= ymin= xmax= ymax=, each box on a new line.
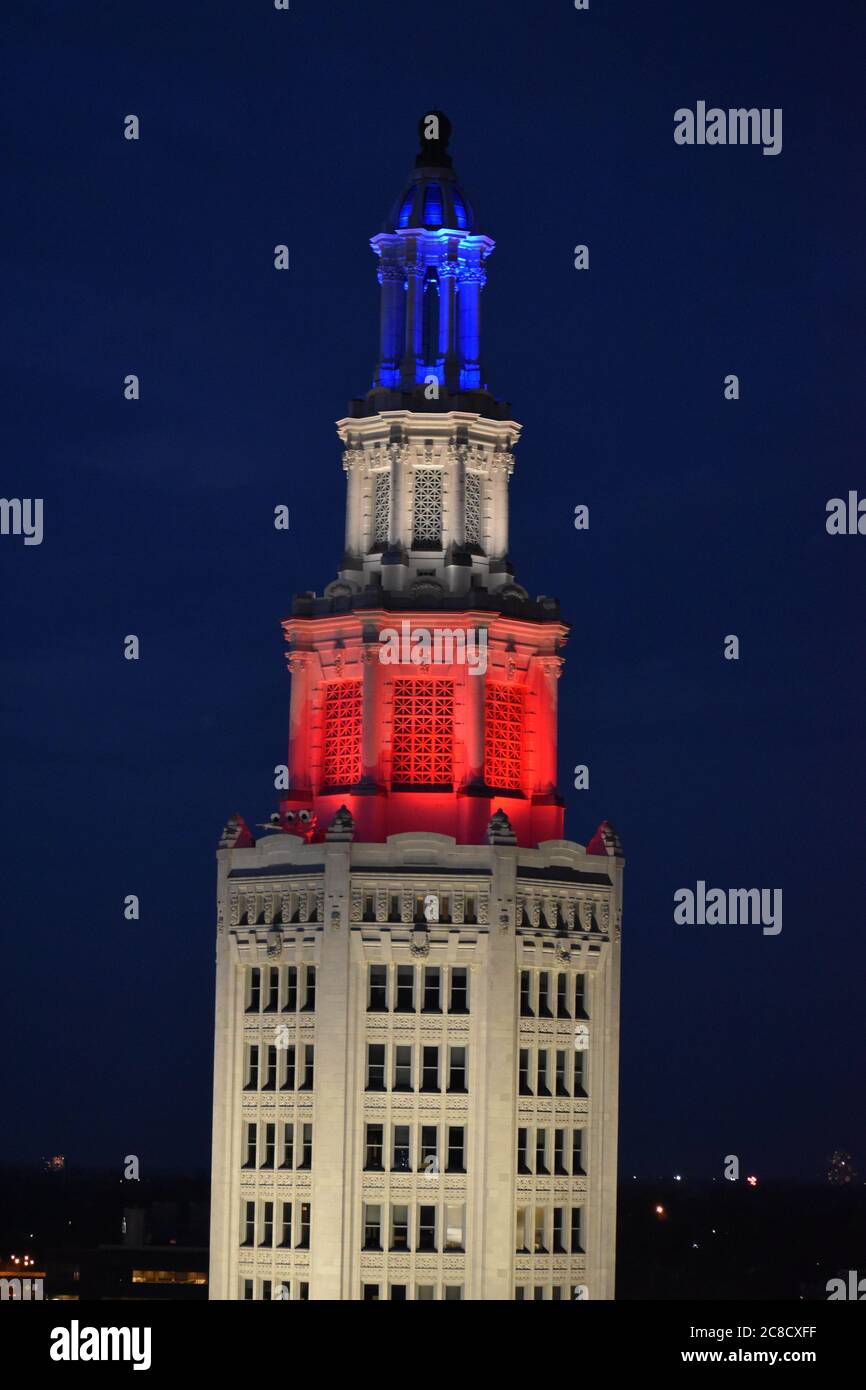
xmin=209 ymin=114 xmax=623 ymax=1302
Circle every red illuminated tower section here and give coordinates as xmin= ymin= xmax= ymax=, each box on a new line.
xmin=280 ymin=113 xmax=567 ymax=849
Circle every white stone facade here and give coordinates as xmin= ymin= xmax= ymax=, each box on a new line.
xmin=209 ymin=828 xmax=622 ymax=1300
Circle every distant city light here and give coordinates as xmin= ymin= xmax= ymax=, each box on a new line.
xmin=747 ymin=1175 xmax=758 ymax=1187
xmin=654 ymin=1204 xmax=665 ymax=1216
xmin=674 ymin=1174 xmax=682 ymax=1182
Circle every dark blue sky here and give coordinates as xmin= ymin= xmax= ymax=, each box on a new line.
xmin=2 ymin=0 xmax=863 ymax=1180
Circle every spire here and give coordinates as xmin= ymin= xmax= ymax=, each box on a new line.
xmin=357 ymin=113 xmax=501 ymax=416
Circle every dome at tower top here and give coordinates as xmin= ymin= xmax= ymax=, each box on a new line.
xmin=383 ymin=112 xmax=477 ymax=234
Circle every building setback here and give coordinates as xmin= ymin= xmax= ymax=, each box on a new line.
xmin=209 ymin=114 xmax=623 ymax=1302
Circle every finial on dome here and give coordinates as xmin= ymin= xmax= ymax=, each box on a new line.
xmin=416 ymin=110 xmax=453 ymax=169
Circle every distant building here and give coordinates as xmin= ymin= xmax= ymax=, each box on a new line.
xmin=209 ymin=115 xmax=623 ymax=1301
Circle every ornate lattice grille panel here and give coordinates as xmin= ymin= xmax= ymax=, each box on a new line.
xmin=372 ymin=472 xmax=390 ymax=544
xmin=391 ymin=679 xmax=453 ymax=783
xmin=484 ymin=683 xmax=524 ymax=788
xmin=412 ymin=469 xmax=442 ymax=547
xmin=465 ymin=472 xmax=482 ymax=545
xmin=321 ymin=681 xmax=362 ymax=786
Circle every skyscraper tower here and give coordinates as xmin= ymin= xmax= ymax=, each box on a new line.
xmin=209 ymin=114 xmax=623 ymax=1302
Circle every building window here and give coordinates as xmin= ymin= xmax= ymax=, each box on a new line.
xmin=242 ymin=1122 xmax=257 ymax=1169
xmin=554 ymin=1129 xmax=568 ymax=1176
xmin=241 ymin=1200 xmax=255 ymax=1248
xmin=396 ymin=964 xmax=415 ymax=1012
xmin=298 ymin=1281 xmax=309 ymax=1301
xmin=321 ymin=679 xmax=362 ymax=786
xmin=363 ymin=1283 xmax=380 ymax=1302
xmin=419 ymin=1125 xmax=438 ymax=1174
xmin=300 ymin=1044 xmax=315 ymax=1090
xmin=366 ymin=1043 xmax=385 ymax=1091
xmin=412 ymin=468 xmax=442 ymax=547
xmin=422 ymin=966 xmax=441 ymax=1012
xmin=392 ymin=679 xmax=453 ymax=784
xmin=284 ymin=965 xmax=297 ymax=1013
xmin=444 ymin=1284 xmax=463 ymax=1301
xmin=534 ymin=1286 xmax=545 ymax=1301
xmin=517 ymin=1128 xmax=530 ymax=1174
xmin=245 ymin=1044 xmax=259 ymax=1091
xmin=280 ymin=1201 xmax=292 ymax=1248
xmin=299 ymin=1123 xmax=313 ymax=1170
xmin=556 ymin=972 xmax=570 ymax=1018
xmin=264 ymin=966 xmax=279 ymax=1012
xmin=282 ymin=1122 xmax=294 ymax=1170
xmin=368 ymin=964 xmax=388 ymax=1011
xmin=553 ymin=1207 xmax=566 ymax=1254
xmin=417 ymin=1205 xmax=437 ymax=1252
xmin=570 ymin=1207 xmax=583 ymax=1254
xmin=416 ymin=1284 xmax=435 ymax=1301
xmin=363 ymin=1204 xmax=382 ymax=1251
xmin=390 ymin=1284 xmax=407 ymax=1302
xmin=465 ymin=471 xmax=482 ymax=546
xmin=572 ymin=1129 xmax=584 ymax=1176
xmin=281 ymin=1044 xmax=295 ymax=1091
xmin=574 ymin=1050 xmax=587 ymax=1097
xmin=516 ymin=1207 xmax=530 ymax=1254
xmin=392 ymin=1125 xmax=411 ymax=1172
xmin=445 ymin=1205 xmax=465 ymax=1253
xmin=390 ymin=1204 xmax=410 ymax=1252
xmin=246 ymin=967 xmax=261 ymax=1013
xmin=449 ymin=966 xmax=468 ymax=1013
xmin=519 ymin=970 xmax=534 ymax=1017
xmin=538 ymin=971 xmax=552 ymax=1018
xmin=575 ymin=972 xmax=587 ymax=1019
xmin=555 ymin=1050 xmax=569 ymax=1097
xmin=535 ymin=1128 xmax=549 ymax=1176
xmin=447 ymin=1045 xmax=467 ymax=1093
xmin=242 ymin=1278 xmax=254 ymax=1300
xmin=297 ymin=1203 xmax=310 ymax=1250
xmin=261 ymin=1122 xmax=276 ymax=1170
xmin=260 ymin=1200 xmax=274 ymax=1248
xmin=365 ymin=1123 xmax=384 ymax=1171
xmin=394 ymin=1045 xmax=413 ymax=1091
xmin=422 ymin=1045 xmax=440 ymax=1093
xmin=537 ymin=1049 xmax=550 ymax=1097
xmin=484 ymin=682 xmax=523 ymax=789
xmin=263 ymin=1045 xmax=277 ymax=1091
xmin=302 ymin=965 xmax=316 ymax=1012
xmin=373 ymin=471 xmax=390 ymax=544
xmin=446 ymin=1126 xmax=465 ymax=1174
xmin=518 ymin=1048 xmax=532 ymax=1096
xmin=514 ymin=1286 xmax=526 ymax=1302
xmin=534 ymin=1207 xmax=547 ymax=1255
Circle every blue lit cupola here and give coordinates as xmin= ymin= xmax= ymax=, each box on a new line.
xmin=353 ymin=112 xmax=510 ymax=421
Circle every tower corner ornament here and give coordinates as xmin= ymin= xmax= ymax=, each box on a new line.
xmin=209 ymin=115 xmax=623 ymax=1304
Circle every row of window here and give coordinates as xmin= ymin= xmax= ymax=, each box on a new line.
xmin=519 ymin=1047 xmax=587 ymax=1098
xmin=363 ymin=1283 xmax=463 ymax=1301
xmin=366 ymin=1042 xmax=467 ymax=1093
xmin=359 ymin=895 xmax=481 ymax=925
xmin=367 ymin=963 xmax=469 ymax=1013
xmin=246 ymin=965 xmax=316 ymax=1014
xmin=516 ymin=1206 xmax=583 ymax=1255
xmin=515 ymin=1286 xmax=585 ymax=1301
xmin=363 ymin=1201 xmax=465 ymax=1253
xmin=518 ymin=1127 xmax=585 ymax=1177
xmin=520 ymin=971 xmax=587 ymax=1020
xmin=364 ymin=1122 xmax=465 ymax=1173
xmin=244 ymin=1042 xmax=315 ymax=1092
xmin=243 ymin=1121 xmax=312 ymax=1171
xmin=242 ymin=1278 xmax=308 ymax=1300
xmin=241 ymin=1199 xmax=309 ymax=1250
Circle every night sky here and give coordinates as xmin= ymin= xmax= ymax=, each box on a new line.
xmin=2 ymin=0 xmax=863 ymax=1182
